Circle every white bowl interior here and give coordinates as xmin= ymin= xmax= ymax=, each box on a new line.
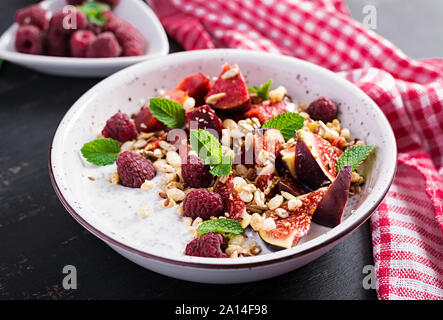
xmin=0 ymin=0 xmax=169 ymax=76
xmin=50 ymin=49 xmax=396 ymax=266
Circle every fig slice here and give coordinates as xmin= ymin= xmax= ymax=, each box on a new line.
xmin=294 ymin=130 xmax=343 ymax=189
xmin=176 ymin=72 xmax=212 ymax=106
xmin=278 ymin=144 xmax=296 ymax=178
xmin=312 ymin=166 xmax=352 ymax=227
xmin=205 ymin=64 xmax=250 ymax=112
xmin=259 ymin=187 xmax=327 ymax=249
xmin=278 ymin=178 xmax=310 ymax=197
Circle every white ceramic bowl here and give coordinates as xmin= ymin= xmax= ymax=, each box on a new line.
xmin=0 ymin=0 xmax=169 ymax=77
xmin=49 ymin=49 xmax=397 ymax=283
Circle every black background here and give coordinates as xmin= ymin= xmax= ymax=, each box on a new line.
xmin=0 ymin=0 xmax=376 ymax=299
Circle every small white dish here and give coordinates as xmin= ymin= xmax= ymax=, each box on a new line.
xmin=0 ymin=0 xmax=169 ymax=77
xmin=49 ymin=49 xmax=397 ymax=283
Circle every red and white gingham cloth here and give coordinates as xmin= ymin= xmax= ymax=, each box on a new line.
xmin=148 ymin=0 xmax=443 ymax=299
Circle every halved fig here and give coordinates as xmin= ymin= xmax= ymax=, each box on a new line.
xmin=294 ymin=130 xmax=342 ymax=189
xmin=259 ymin=188 xmax=327 ymax=249
xmin=134 ymin=105 xmax=166 ymax=133
xmin=213 ymin=174 xmax=246 ymax=221
xmin=205 ymin=64 xmax=250 ymax=112
xmin=313 ymin=166 xmax=352 ymax=227
xmin=176 ymin=72 xmax=212 ymax=106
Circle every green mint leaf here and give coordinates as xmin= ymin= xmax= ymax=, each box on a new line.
xmin=80 ymin=138 xmax=120 ymax=166
xmin=262 ymin=112 xmax=305 ymax=140
xmin=336 ymin=145 xmax=376 ymax=172
xmin=189 ymin=129 xmax=232 ymax=177
xmin=197 ymin=219 xmax=244 ymax=237
xmin=149 ymin=98 xmax=186 ymax=129
xmin=249 ymin=79 xmax=272 ymax=100
xmin=77 ymin=1 xmax=110 ymax=26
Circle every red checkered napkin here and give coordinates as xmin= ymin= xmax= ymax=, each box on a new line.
xmin=148 ymin=0 xmax=443 ymax=299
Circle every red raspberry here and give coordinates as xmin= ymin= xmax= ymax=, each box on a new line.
xmin=116 ymin=151 xmax=156 ymax=188
xmin=306 ymin=97 xmax=338 ymax=123
xmin=47 ymin=27 xmax=70 ymax=56
xmin=15 ymin=25 xmax=44 ymax=55
xmin=186 ymin=105 xmax=223 ymax=139
xmin=185 ymin=233 xmax=227 ymax=258
xmin=86 ymin=32 xmax=122 ymax=58
xmin=181 ymin=155 xmax=213 ymax=188
xmin=49 ymin=10 xmax=88 ymax=35
xmin=102 ymin=11 xmax=127 ymax=32
xmin=102 ymin=112 xmax=137 ymax=142
xmin=183 ymin=189 xmax=224 ymax=220
xmin=134 ymin=105 xmax=166 ymax=133
xmin=15 ymin=4 xmax=49 ymax=31
xmin=114 ymin=25 xmax=145 ymax=56
xmin=70 ymin=30 xmax=96 ymax=57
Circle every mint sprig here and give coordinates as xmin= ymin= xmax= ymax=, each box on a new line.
xmin=336 ymin=145 xmax=376 ymax=172
xmin=189 ymin=129 xmax=232 ymax=177
xmin=249 ymin=79 xmax=272 ymax=100
xmin=77 ymin=1 xmax=110 ymax=26
xmin=80 ymin=138 xmax=120 ymax=166
xmin=262 ymin=112 xmax=305 ymax=140
xmin=149 ymin=98 xmax=186 ymax=129
xmin=197 ymin=219 xmax=244 ymax=237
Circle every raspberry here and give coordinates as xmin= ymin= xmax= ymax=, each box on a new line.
xmin=86 ymin=32 xmax=122 ymax=58
xmin=116 ymin=151 xmax=156 ymax=188
xmin=306 ymin=97 xmax=338 ymax=123
xmin=186 ymin=105 xmax=223 ymax=139
xmin=15 ymin=25 xmax=44 ymax=55
xmin=102 ymin=112 xmax=137 ymax=142
xmin=47 ymin=27 xmax=70 ymax=56
xmin=134 ymin=105 xmax=166 ymax=133
xmin=114 ymin=25 xmax=145 ymax=56
xmin=49 ymin=10 xmax=88 ymax=35
xmin=181 ymin=155 xmax=213 ymax=188
xmin=183 ymin=189 xmax=224 ymax=220
xmin=15 ymin=4 xmax=49 ymax=31
xmin=70 ymin=30 xmax=96 ymax=57
xmin=185 ymin=233 xmax=227 ymax=258
xmin=102 ymin=11 xmax=127 ymax=32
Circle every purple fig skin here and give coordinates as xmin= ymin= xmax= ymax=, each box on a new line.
xmin=278 ymin=179 xmax=311 ymax=197
xmin=312 ymin=166 xmax=352 ymax=227
xmin=294 ymin=134 xmax=330 ymax=189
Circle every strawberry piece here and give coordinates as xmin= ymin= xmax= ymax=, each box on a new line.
xmin=205 ymin=64 xmax=250 ymax=112
xmin=176 ymin=72 xmax=212 ymax=106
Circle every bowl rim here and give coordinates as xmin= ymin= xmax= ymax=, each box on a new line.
xmin=0 ymin=0 xmax=169 ymax=65
xmin=49 ymin=49 xmax=397 ymax=269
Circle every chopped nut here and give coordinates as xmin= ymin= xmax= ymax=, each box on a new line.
xmin=281 ymin=191 xmax=296 ymax=200
xmin=351 ymin=171 xmax=364 ymax=184
xmin=158 ymin=140 xmax=176 ymax=151
xmin=229 ymin=235 xmax=246 ymax=246
xmin=137 ymin=205 xmax=151 ymax=219
xmin=159 ymin=198 xmax=175 ymax=208
xmin=261 ymin=217 xmax=277 ymax=231
xmin=182 ymin=97 xmax=196 ymax=110
xmin=166 ymin=187 xmax=186 ymax=202
xmin=238 ymin=120 xmax=254 ymax=133
xmin=133 ymin=139 xmax=147 ymax=149
xmin=192 ymin=217 xmax=203 ymax=228
xmin=239 ymin=191 xmax=253 ymax=203
xmin=268 ymin=194 xmax=284 ymax=210
xmin=250 ymin=213 xmax=263 ymax=231
xmin=269 ymin=86 xmax=287 ymax=103
xmin=140 ymin=180 xmax=155 ymax=192
xmin=249 ymin=242 xmax=262 ymax=255
xmin=340 ymin=128 xmax=351 ymax=141
xmin=182 ymin=217 xmax=192 ymax=226
xmin=121 ymin=140 xmax=134 ymax=151
xmin=275 ymin=208 xmax=289 ymax=218
xmin=162 ymin=173 xmax=177 ymax=184
xmin=221 ymin=67 xmax=239 ymax=79
xmin=253 ymin=190 xmax=267 ymax=209
xmin=221 ymin=129 xmax=231 ymax=147
xmin=111 ymin=172 xmax=119 ymax=185
xmin=299 ymin=111 xmax=310 ymax=119
xmin=176 ymin=202 xmax=184 ymax=215
xmin=153 ymin=148 xmax=163 ymax=158
xmin=223 ymin=118 xmax=238 ymax=131
xmin=233 ymin=176 xmax=247 ymax=192
xmin=205 ymin=92 xmax=226 ymax=104
xmin=288 ymin=198 xmax=303 ymax=211
xmin=166 ymin=151 xmax=181 ymax=168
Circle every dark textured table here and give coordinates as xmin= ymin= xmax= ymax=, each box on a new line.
xmin=0 ymin=0 xmax=377 ymax=300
